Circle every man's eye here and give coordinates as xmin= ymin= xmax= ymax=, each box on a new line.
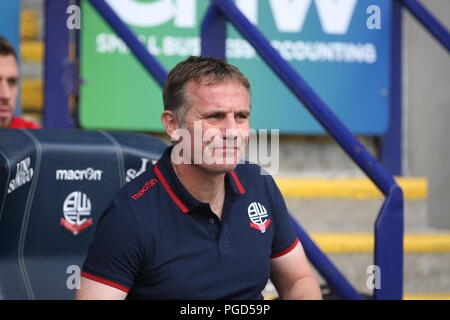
xmin=236 ymin=114 xmax=249 ymax=119
xmin=7 ymin=78 xmax=18 ymax=87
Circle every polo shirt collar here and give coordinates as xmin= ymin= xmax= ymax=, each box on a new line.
xmin=153 ymin=146 xmax=246 ymax=214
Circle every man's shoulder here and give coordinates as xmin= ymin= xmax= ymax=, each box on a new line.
xmin=114 ymin=166 xmax=160 ymax=203
xmin=9 ymin=116 xmax=41 ymax=129
xmin=105 ymin=166 xmax=163 ymax=230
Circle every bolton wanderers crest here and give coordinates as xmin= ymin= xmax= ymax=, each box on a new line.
xmin=247 ymin=202 xmax=271 ymax=233
xmin=60 ymin=191 xmax=93 ymax=235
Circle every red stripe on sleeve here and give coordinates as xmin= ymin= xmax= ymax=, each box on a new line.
xmin=271 ymin=238 xmax=300 ymax=259
xmin=81 ymin=271 xmax=130 ymax=293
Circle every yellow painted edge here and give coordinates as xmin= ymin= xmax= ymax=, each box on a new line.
xmin=404 ymin=294 xmax=450 ymax=300
xmin=21 ymin=40 xmax=44 ymax=62
xmin=21 ymin=10 xmax=38 ymax=39
xmin=309 ymin=233 xmax=450 ymax=254
xmin=275 ymin=177 xmax=428 ymax=199
xmin=22 ymin=78 xmax=43 ymax=112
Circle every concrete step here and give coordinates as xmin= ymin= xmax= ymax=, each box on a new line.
xmin=20 ymin=5 xmax=44 ymax=120
xmin=20 ymin=2 xmax=43 ymax=39
xmin=322 ymin=252 xmax=450 ymax=296
xmin=21 ymin=78 xmax=42 ymax=113
xmin=263 ymin=240 xmax=450 ymax=300
xmin=21 ymin=0 xmax=44 ymax=13
xmin=265 ymin=195 xmax=450 ymax=300
xmin=311 ymin=233 xmax=450 ymax=298
xmin=285 ymin=198 xmax=433 ymax=233
xmin=21 ymin=9 xmax=40 ymax=40
xmin=21 ymin=40 xmax=43 ymax=62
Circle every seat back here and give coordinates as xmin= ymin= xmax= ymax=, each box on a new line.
xmin=0 ymin=129 xmax=167 ymax=299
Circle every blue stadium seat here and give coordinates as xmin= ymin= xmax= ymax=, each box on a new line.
xmin=0 ymin=129 xmax=167 ymax=299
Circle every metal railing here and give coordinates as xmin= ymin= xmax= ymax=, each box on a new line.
xmin=398 ymin=0 xmax=450 ymax=52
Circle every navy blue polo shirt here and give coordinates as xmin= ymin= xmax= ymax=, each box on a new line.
xmin=82 ymin=146 xmax=299 ymax=300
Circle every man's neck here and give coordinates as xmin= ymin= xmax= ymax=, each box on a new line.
xmin=171 ymin=160 xmax=226 ymax=219
xmin=0 ymin=117 xmax=11 ymax=128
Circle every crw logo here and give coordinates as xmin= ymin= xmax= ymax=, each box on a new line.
xmin=106 ymin=0 xmax=358 ymax=35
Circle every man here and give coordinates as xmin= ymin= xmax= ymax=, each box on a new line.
xmin=0 ymin=36 xmax=40 ymax=129
xmin=76 ymin=56 xmax=321 ymax=300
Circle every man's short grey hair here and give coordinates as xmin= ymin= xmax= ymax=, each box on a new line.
xmin=163 ymin=56 xmax=251 ymax=125
xmin=0 ymin=36 xmax=17 ymax=60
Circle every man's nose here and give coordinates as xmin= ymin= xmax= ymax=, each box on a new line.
xmin=223 ymin=114 xmax=238 ymax=130
xmin=0 ymin=80 xmax=12 ymax=101
xmin=222 ymin=114 xmax=241 ymax=143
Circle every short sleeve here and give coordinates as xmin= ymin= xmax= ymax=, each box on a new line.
xmin=81 ymin=199 xmax=143 ymax=292
xmin=267 ymin=177 xmax=299 ymax=258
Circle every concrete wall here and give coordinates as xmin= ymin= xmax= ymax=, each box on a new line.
xmin=402 ymin=1 xmax=450 ymax=228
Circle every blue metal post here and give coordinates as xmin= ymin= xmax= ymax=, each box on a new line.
xmin=397 ymin=0 xmax=450 ymax=52
xmin=88 ymin=0 xmax=168 ymax=87
xmin=44 ymin=0 xmax=75 ymax=128
xmin=380 ymin=0 xmax=403 ymax=176
xmin=201 ymin=5 xmax=227 ymax=59
xmin=374 ymin=186 xmax=404 ymax=300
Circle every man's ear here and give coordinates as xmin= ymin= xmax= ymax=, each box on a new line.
xmin=161 ymin=110 xmax=181 ymax=142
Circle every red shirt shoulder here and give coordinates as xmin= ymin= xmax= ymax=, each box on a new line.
xmin=9 ymin=117 xmax=41 ymax=129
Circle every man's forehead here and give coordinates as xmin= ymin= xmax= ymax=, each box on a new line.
xmin=187 ymin=77 xmax=248 ymax=92
xmin=0 ymin=55 xmax=19 ymax=77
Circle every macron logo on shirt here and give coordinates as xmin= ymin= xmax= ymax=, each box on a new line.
xmin=132 ymin=178 xmax=158 ymax=200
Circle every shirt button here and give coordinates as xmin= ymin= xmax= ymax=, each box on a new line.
xmin=208 ymin=217 xmax=216 ymax=224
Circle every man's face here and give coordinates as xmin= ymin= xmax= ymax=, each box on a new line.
xmin=0 ymin=55 xmax=19 ymax=128
xmin=178 ymin=79 xmax=250 ymax=174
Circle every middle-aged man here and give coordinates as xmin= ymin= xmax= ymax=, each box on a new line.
xmin=76 ymin=56 xmax=321 ymax=300
xmin=0 ymin=36 xmax=40 ymax=129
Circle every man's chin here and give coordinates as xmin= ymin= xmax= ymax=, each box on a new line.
xmin=200 ymin=161 xmax=240 ymax=174
xmin=0 ymin=114 xmax=12 ymax=128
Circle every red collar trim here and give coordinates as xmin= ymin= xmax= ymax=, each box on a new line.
xmin=230 ymin=170 xmax=246 ymax=194
xmin=153 ymin=162 xmax=189 ymax=213
xmin=154 ymin=162 xmax=246 ymax=213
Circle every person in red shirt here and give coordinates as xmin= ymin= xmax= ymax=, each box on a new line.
xmin=0 ymin=36 xmax=40 ymax=129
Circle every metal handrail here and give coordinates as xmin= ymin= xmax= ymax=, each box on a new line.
xmin=397 ymin=0 xmax=450 ymax=52
xmin=88 ymin=0 xmax=167 ymax=86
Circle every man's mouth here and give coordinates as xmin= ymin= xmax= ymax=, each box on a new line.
xmin=0 ymin=105 xmax=11 ymax=117
xmin=212 ymin=145 xmax=241 ymax=152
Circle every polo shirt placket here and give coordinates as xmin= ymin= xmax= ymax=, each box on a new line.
xmin=154 ymin=156 xmax=245 ymax=252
